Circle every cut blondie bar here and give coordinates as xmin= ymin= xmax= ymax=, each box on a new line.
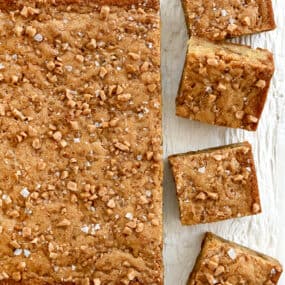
xmin=0 ymin=0 xmax=162 ymax=284
xmin=169 ymin=142 xmax=261 ymax=225
xmin=176 ymin=36 xmax=274 ymax=131
xmin=188 ymin=232 xmax=283 ymax=285
xmin=182 ymin=0 xmax=276 ymax=40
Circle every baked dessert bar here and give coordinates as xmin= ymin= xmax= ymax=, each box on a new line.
xmin=176 ymin=36 xmax=274 ymax=131
xmin=188 ymin=232 xmax=283 ymax=285
xmin=181 ymin=0 xmax=276 ymax=40
xmin=169 ymin=142 xmax=261 ymax=225
xmin=0 ymin=0 xmax=162 ymax=284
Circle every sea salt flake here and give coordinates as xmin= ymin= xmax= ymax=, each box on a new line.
xmin=34 ymin=33 xmax=43 ymax=42
xmin=146 ymin=190 xmax=152 ymax=197
xmin=143 ymin=107 xmax=149 ymax=114
xmin=198 ymin=166 xmax=206 ymax=174
xmin=2 ymin=194 xmax=8 ymax=200
xmin=20 ymin=187 xmax=30 ymax=198
xmin=23 ymin=249 xmax=31 ymax=257
xmin=229 ymin=18 xmax=235 ymax=24
xmin=81 ymin=225 xmax=89 ymax=234
xmin=94 ymin=224 xmax=100 ymax=230
xmin=225 ymin=169 xmax=231 ymax=175
xmin=73 ymin=138 xmax=81 ymax=143
xmin=147 ymin=42 xmax=153 ymax=49
xmin=154 ymin=102 xmax=160 ymax=108
xmin=125 ymin=212 xmax=133 ymax=220
xmin=90 ymin=224 xmax=100 ymax=235
xmin=227 ymin=248 xmax=236 ymax=260
xmin=205 ymin=86 xmax=213 ymax=93
xmin=137 ymin=155 xmax=142 ymax=161
xmin=221 ymin=9 xmax=228 ymax=16
xmin=14 ymin=249 xmax=22 ymax=256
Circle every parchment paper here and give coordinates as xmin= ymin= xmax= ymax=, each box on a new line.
xmin=161 ymin=1 xmax=285 ymax=284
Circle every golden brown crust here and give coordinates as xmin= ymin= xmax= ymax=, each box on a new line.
xmin=169 ymin=142 xmax=261 ymax=225
xmin=0 ymin=0 xmax=159 ymax=9
xmin=252 ymin=58 xmax=273 ymax=130
xmin=0 ymin=1 xmax=162 ymax=284
xmin=0 ymin=280 xmax=73 ymax=285
xmin=181 ymin=0 xmax=276 ymax=40
xmin=188 ymin=232 xmax=283 ymax=285
xmin=176 ymin=36 xmax=274 ymax=131
xmin=260 ymin=0 xmax=276 ymax=32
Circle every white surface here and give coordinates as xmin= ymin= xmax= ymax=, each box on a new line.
xmin=161 ymin=1 xmax=285 ymax=284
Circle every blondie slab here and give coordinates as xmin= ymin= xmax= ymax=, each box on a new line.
xmin=169 ymin=142 xmax=261 ymax=225
xmin=188 ymin=232 xmax=283 ymax=285
xmin=0 ymin=1 xmax=162 ymax=284
xmin=182 ymin=0 xmax=276 ymax=40
xmin=176 ymin=36 xmax=274 ymax=131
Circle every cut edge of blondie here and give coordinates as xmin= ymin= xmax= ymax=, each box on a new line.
xmin=0 ymin=0 xmax=160 ymax=9
xmin=187 ymin=36 xmax=274 ymax=66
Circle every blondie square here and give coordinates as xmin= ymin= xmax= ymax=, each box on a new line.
xmin=169 ymin=142 xmax=261 ymax=225
xmin=0 ymin=0 xmax=162 ymax=284
xmin=188 ymin=232 xmax=283 ymax=285
xmin=181 ymin=0 xmax=276 ymax=40
xmin=176 ymin=36 xmax=274 ymax=131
